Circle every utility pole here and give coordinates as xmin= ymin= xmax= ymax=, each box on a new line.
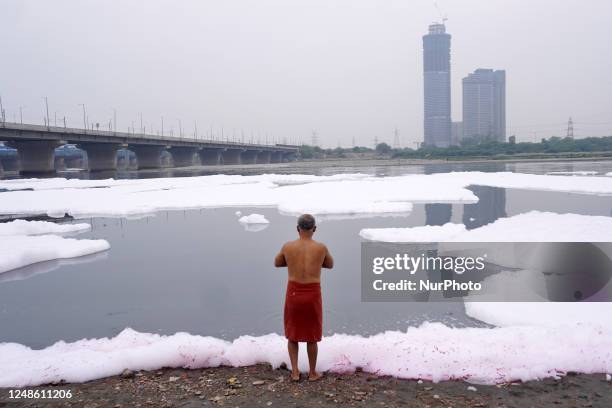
xmin=311 ymin=130 xmax=319 ymax=147
xmin=0 ymin=95 xmax=4 ymax=124
xmin=44 ymin=97 xmax=50 ymax=128
xmin=19 ymin=106 xmax=24 ymax=124
xmin=393 ymin=127 xmax=400 ymax=148
xmin=140 ymin=112 xmax=143 ymax=134
xmin=161 ymin=116 xmax=164 ymax=136
xmin=194 ymin=121 xmax=198 ymax=139
xmin=178 ymin=119 xmax=182 ymax=138
xmin=113 ymin=108 xmax=117 ymax=133
xmin=79 ymin=104 xmax=87 ymax=131
xmin=566 ymin=117 xmax=574 ymax=139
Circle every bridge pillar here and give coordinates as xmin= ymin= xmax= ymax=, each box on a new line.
xmin=169 ymin=146 xmax=198 ymax=167
xmin=79 ymin=143 xmax=121 ymax=171
xmin=130 ymin=145 xmax=166 ymax=169
xmin=7 ymin=140 xmax=62 ymax=174
xmin=221 ymin=148 xmax=244 ymax=165
xmin=256 ymin=151 xmax=272 ymax=164
xmin=0 ymin=155 xmax=20 ymax=172
xmin=284 ymin=152 xmax=297 ymax=162
xmin=54 ymin=156 xmax=66 ymax=171
xmin=65 ymin=156 xmax=85 ymax=169
xmin=241 ymin=150 xmax=261 ymax=164
xmin=198 ymin=148 xmax=224 ymax=165
xmin=270 ymin=151 xmax=284 ymax=163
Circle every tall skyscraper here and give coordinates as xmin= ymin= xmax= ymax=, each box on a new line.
xmin=462 ymin=69 xmax=506 ymax=142
xmin=423 ymin=23 xmax=452 ymax=147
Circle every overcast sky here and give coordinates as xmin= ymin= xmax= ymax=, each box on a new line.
xmin=1 ymin=0 xmax=611 ymax=147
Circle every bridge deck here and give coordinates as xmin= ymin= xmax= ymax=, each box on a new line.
xmin=0 ymin=122 xmax=297 ymax=152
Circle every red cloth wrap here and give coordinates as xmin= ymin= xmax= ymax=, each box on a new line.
xmin=284 ymin=280 xmax=322 ymax=342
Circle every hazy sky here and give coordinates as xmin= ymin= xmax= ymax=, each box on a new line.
xmin=1 ymin=0 xmax=611 ymax=147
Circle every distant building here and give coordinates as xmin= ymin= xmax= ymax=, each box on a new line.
xmin=423 ymin=23 xmax=452 ymax=148
xmin=462 ymin=69 xmax=506 ymax=142
xmin=451 ymin=122 xmax=463 ymax=146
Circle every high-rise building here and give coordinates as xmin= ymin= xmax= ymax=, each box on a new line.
xmin=423 ymin=23 xmax=452 ymax=147
xmin=462 ymin=69 xmax=506 ymax=142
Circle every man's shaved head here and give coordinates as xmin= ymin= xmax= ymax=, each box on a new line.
xmin=297 ymin=214 xmax=316 ymax=231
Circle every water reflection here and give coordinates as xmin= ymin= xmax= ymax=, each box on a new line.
xmin=463 ymin=186 xmax=507 ymax=229
xmin=0 ymin=252 xmax=108 ymax=284
xmin=425 ymin=204 xmax=452 ymax=226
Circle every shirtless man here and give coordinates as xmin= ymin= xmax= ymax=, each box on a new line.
xmin=274 ymin=214 xmax=334 ymax=382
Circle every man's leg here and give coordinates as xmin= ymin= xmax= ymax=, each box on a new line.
xmin=287 ymin=340 xmax=300 ymax=381
xmin=306 ymin=342 xmax=322 ymax=381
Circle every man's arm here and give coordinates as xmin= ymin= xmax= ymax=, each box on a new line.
xmin=321 ymin=244 xmax=334 ymax=269
xmin=274 ymin=244 xmax=287 ymax=267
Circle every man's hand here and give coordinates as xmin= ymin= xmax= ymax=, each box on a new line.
xmin=322 ymin=245 xmax=334 ymax=269
xmin=274 ymin=246 xmax=288 ymax=267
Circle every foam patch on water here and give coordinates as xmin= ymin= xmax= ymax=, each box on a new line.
xmin=1 ymin=323 xmax=610 ymax=387
xmin=546 ymin=171 xmax=599 ymax=176
xmin=0 ymin=219 xmax=90 ymax=236
xmin=1 ymin=172 xmax=610 ymax=219
xmin=238 ymin=213 xmax=270 ymax=224
xmin=0 ymin=220 xmax=109 ymax=274
xmin=465 ymin=302 xmax=612 ymax=327
xmin=360 ymin=211 xmax=612 ymax=242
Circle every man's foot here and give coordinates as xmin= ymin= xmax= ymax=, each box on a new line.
xmin=308 ymin=371 xmax=323 ymax=382
xmin=291 ymin=371 xmax=301 ymax=382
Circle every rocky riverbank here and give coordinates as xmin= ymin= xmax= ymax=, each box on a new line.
xmin=1 ymin=365 xmax=610 ymax=407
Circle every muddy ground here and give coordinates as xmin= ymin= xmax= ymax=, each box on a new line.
xmin=1 ymin=365 xmax=610 ymax=408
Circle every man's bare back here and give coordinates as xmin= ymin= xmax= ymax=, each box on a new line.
xmin=274 ymin=238 xmax=333 ymax=283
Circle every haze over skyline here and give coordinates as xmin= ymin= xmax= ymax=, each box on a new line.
xmin=1 ymin=0 xmax=611 ymax=148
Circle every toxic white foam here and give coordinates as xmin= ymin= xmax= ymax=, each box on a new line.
xmin=546 ymin=171 xmax=599 ymax=176
xmin=238 ymin=213 xmax=270 ymax=224
xmin=1 ymin=322 xmax=610 ymax=388
xmin=360 ymin=211 xmax=612 ymax=242
xmin=0 ymin=220 xmax=109 ymax=274
xmin=0 ymin=219 xmax=90 ymax=236
xmin=1 ymin=172 xmax=611 ymax=219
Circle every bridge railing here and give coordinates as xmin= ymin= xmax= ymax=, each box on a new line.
xmin=0 ymin=121 xmax=298 ymax=151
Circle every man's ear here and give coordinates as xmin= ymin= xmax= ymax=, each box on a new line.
xmin=313 ymin=226 xmax=317 ymax=232
xmin=296 ymin=226 xmax=300 ymax=233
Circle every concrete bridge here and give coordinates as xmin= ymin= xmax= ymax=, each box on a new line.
xmin=0 ymin=122 xmax=298 ymax=174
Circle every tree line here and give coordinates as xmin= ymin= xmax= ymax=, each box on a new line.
xmin=298 ymin=136 xmax=612 ymax=160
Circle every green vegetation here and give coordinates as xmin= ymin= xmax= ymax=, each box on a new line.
xmin=298 ymin=136 xmax=612 ymax=160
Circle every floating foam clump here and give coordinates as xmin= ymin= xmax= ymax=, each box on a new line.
xmin=0 ymin=220 xmax=109 ymax=274
xmin=546 ymin=171 xmax=599 ymax=176
xmin=360 ymin=211 xmax=612 ymax=243
xmin=0 ymin=219 xmax=90 ymax=236
xmin=238 ymin=213 xmax=270 ymax=224
xmin=1 ymin=172 xmax=610 ymax=219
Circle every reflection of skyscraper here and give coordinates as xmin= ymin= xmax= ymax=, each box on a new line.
xmin=423 ymin=23 xmax=452 ymax=147
xmin=463 ymin=186 xmax=506 ymax=229
xmin=425 ymin=203 xmax=452 ymax=226
xmin=462 ymin=69 xmax=506 ymax=142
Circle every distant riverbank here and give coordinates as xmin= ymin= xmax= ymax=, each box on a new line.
xmin=174 ymin=154 xmax=612 ymax=173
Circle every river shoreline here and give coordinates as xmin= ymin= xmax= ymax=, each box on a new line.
xmin=1 ymin=365 xmax=610 ymax=407
xmin=125 ymin=155 xmax=612 ymax=177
